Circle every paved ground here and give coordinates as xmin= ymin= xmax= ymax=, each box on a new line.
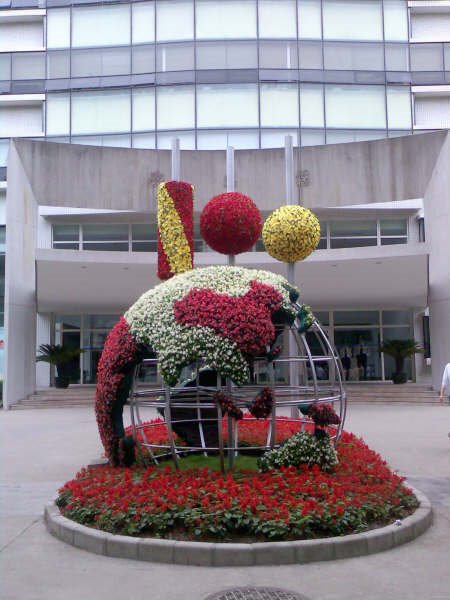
xmin=1 ymin=403 xmax=449 ymax=600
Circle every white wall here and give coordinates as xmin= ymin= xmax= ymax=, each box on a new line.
xmin=0 ymin=20 xmax=44 ymax=51
xmin=411 ymin=12 xmax=450 ymax=41
xmin=0 ymin=103 xmax=44 ymax=137
xmin=414 ymin=94 xmax=450 ymax=129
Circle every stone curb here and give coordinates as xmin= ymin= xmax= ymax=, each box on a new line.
xmin=44 ymin=485 xmax=432 ymax=566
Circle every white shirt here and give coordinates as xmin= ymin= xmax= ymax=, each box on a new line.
xmin=442 ymin=363 xmax=450 ymax=394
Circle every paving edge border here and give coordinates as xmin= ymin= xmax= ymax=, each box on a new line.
xmin=44 ymin=486 xmax=432 ymax=566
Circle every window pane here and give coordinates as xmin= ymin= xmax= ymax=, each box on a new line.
xmin=53 ymin=243 xmax=79 ymax=250
xmin=325 ymin=85 xmax=386 ymax=128
xmin=83 ymin=224 xmax=128 ymax=242
xmin=47 ymin=51 xmax=70 ymax=79
xmin=298 ymin=0 xmax=322 ymax=39
xmin=132 ymin=241 xmax=157 ymax=252
xmin=382 ymin=310 xmax=411 ymax=325
xmin=259 ymin=0 xmax=297 ymax=39
xmin=133 ymin=133 xmax=156 ymax=148
xmin=132 ymin=45 xmax=155 ymax=74
xmin=47 ymin=8 xmax=70 ymax=49
xmin=156 ymin=86 xmax=195 ymax=129
xmin=298 ymin=41 xmax=322 ymax=69
xmin=260 ymin=83 xmax=299 ymax=127
xmin=323 ymin=0 xmax=383 ymax=41
xmin=53 ymin=224 xmax=79 ymax=242
xmin=12 ymin=53 xmax=45 ymax=79
xmin=132 ymin=223 xmax=156 ymax=240
xmin=410 ymin=44 xmax=444 ymax=71
xmin=261 ymin=129 xmax=299 ymax=148
xmin=85 ymin=314 xmax=121 ymax=329
xmin=56 ymin=314 xmax=81 ymax=329
xmin=196 ymin=0 xmax=257 ymax=39
xmin=72 ymin=6 xmax=130 ymax=48
xmin=326 ymin=130 xmax=385 ymax=143
xmin=197 ymin=41 xmax=257 ymax=69
xmin=132 ymin=88 xmax=155 ymax=132
xmin=46 ymin=93 xmax=70 ymax=135
xmin=132 ymin=2 xmax=155 ymax=44
xmin=300 ymin=84 xmax=324 ymax=127
xmin=157 ymin=131 xmax=195 ymax=149
xmin=197 ymin=129 xmax=259 ymax=149
xmin=334 ymin=310 xmax=379 ymax=325
xmin=380 ymin=219 xmax=407 ymax=236
xmin=323 ymin=42 xmax=384 ymax=71
xmin=0 ymin=54 xmax=10 ymax=81
xmin=330 ymin=220 xmax=377 ymax=236
xmin=83 ymin=242 xmax=129 ymax=251
xmin=71 ymin=47 xmax=131 ymax=78
xmin=259 ymin=41 xmax=299 ymax=69
xmin=387 ymin=87 xmax=411 ymax=129
xmin=157 ymin=43 xmax=194 ymax=71
xmin=383 ymin=0 xmax=408 ymax=41
xmin=385 ymin=43 xmax=409 ymax=71
xmin=330 ymin=237 xmax=377 ymax=248
xmin=197 ymin=84 xmax=258 ymax=128
xmin=157 ymin=0 xmax=194 ymax=41
xmin=72 ymin=90 xmax=131 ymax=135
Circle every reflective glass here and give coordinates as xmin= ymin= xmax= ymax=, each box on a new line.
xmin=330 ymin=220 xmax=377 ymax=236
xmin=259 ymin=0 xmax=297 ymax=39
xmin=197 ymin=84 xmax=258 ymax=128
xmin=83 ymin=224 xmax=128 ymax=242
xmin=99 ymin=135 xmax=131 ymax=148
xmin=383 ymin=0 xmax=408 ymax=41
xmin=47 ymin=8 xmax=70 ymax=49
xmin=72 ymin=5 xmax=131 ymax=48
xmin=326 ymin=130 xmax=386 ymax=143
xmin=46 ymin=93 xmax=70 ymax=135
xmin=132 ymin=223 xmax=156 ymax=240
xmin=323 ymin=0 xmax=383 ymax=41
xmin=323 ymin=42 xmax=384 ymax=71
xmin=298 ymin=0 xmax=322 ymax=39
xmin=47 ymin=51 xmax=70 ymax=79
xmin=132 ymin=2 xmax=155 ymax=44
xmin=259 ymin=41 xmax=299 ymax=69
xmin=196 ymin=0 xmax=257 ymax=39
xmin=197 ymin=41 xmax=257 ymax=69
xmin=330 ymin=237 xmax=377 ymax=248
xmin=157 ymin=43 xmax=195 ymax=71
xmin=157 ymin=131 xmax=195 ymax=149
xmin=334 ymin=310 xmax=379 ymax=326
xmin=325 ymin=85 xmax=386 ymax=128
xmin=156 ymin=86 xmax=195 ymax=129
xmin=53 ymin=224 xmax=79 ymax=242
xmin=382 ymin=310 xmax=411 ymax=325
xmin=260 ymin=84 xmax=299 ymax=127
xmin=387 ymin=87 xmax=411 ymax=129
xmin=132 ymin=87 xmax=155 ymax=131
xmin=261 ymin=129 xmax=299 ymax=148
xmin=157 ymin=0 xmax=194 ymax=41
xmin=197 ymin=130 xmax=259 ymax=149
xmin=132 ymin=133 xmax=156 ymax=148
xmin=56 ymin=315 xmax=81 ymax=329
xmin=445 ymin=44 xmax=450 ymax=71
xmin=410 ymin=44 xmax=444 ymax=71
xmin=385 ymin=43 xmax=409 ymax=71
xmin=85 ymin=314 xmax=121 ymax=329
xmin=380 ymin=219 xmax=407 ymax=236
xmin=298 ymin=41 xmax=322 ymax=69
xmin=0 ymin=54 xmax=10 ymax=80
xmin=71 ymin=89 xmax=131 ymax=135
xmin=300 ymin=84 xmax=324 ymax=127
xmin=12 ymin=53 xmax=45 ymax=79
xmin=71 ymin=47 xmax=131 ymax=78
xmin=132 ymin=45 xmax=155 ymax=74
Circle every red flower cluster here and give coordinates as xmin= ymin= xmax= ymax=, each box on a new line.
xmin=95 ymin=317 xmax=140 ymax=466
xmin=213 ymin=391 xmax=243 ymax=420
xmin=308 ymin=403 xmax=341 ymax=427
xmin=200 ymin=192 xmax=262 ymax=255
xmin=57 ymin=430 xmax=418 ymax=541
xmin=248 ymin=387 xmax=274 ymax=419
xmin=173 ymin=280 xmax=283 ymax=356
xmin=157 ymin=180 xmax=194 ymax=280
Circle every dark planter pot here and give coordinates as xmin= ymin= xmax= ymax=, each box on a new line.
xmin=392 ymin=372 xmax=407 ymax=384
xmin=55 ymin=376 xmax=70 ymax=389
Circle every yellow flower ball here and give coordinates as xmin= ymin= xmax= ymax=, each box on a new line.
xmin=262 ymin=205 xmax=321 ymax=263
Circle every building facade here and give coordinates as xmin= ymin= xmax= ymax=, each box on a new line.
xmin=1 ymin=0 xmax=450 ymax=405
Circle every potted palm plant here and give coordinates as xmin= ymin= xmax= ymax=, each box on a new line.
xmin=36 ymin=344 xmax=83 ymax=388
xmin=379 ymin=339 xmax=422 ymax=384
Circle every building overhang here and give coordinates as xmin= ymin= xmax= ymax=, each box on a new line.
xmin=36 ymin=243 xmax=429 ymax=313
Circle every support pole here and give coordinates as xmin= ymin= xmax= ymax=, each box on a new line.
xmin=171 ymin=137 xmax=180 ymax=180
xmin=226 ymin=146 xmax=235 ymax=267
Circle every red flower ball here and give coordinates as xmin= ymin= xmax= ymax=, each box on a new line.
xmin=200 ymin=192 xmax=262 ymax=255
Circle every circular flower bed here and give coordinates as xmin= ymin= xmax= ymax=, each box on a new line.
xmin=200 ymin=192 xmax=262 ymax=255
xmin=57 ymin=424 xmax=418 ymax=542
xmin=262 ymin=205 xmax=321 ymax=263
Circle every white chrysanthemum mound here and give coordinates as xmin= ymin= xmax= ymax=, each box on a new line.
xmin=125 ymin=266 xmax=298 ymax=386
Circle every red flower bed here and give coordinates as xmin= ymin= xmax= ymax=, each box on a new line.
xmin=57 ymin=429 xmax=418 ymax=541
xmin=174 ymin=280 xmax=283 ymax=356
xmin=200 ymin=192 xmax=262 ymax=255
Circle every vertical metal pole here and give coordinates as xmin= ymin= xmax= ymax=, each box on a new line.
xmin=285 ymin=136 xmax=299 ymax=417
xmin=226 ymin=146 xmax=235 ymax=267
xmin=171 ymin=137 xmax=180 ymax=180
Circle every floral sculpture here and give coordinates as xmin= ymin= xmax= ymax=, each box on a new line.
xmin=200 ymin=192 xmax=262 ymax=254
xmin=96 ymin=266 xmax=299 ymax=465
xmin=262 ymin=205 xmax=320 ymax=263
xmin=157 ymin=181 xmax=194 ymax=280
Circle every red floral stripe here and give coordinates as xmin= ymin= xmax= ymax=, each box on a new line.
xmin=173 ymin=280 xmax=283 ymax=356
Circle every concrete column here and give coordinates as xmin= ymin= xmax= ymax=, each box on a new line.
xmin=36 ymin=313 xmax=51 ymax=388
xmin=4 ymin=141 xmax=38 ymax=408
